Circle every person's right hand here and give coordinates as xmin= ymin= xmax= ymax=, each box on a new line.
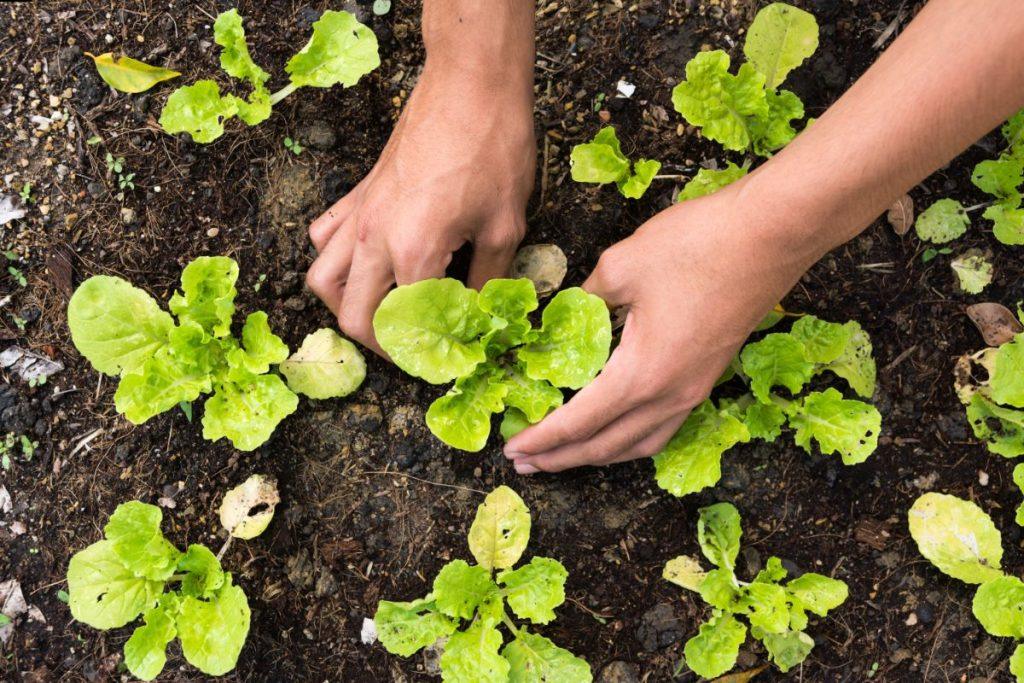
xmin=306 ymin=64 xmax=536 ymax=354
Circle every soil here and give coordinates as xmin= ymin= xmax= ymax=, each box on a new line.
xmin=1 ymin=1 xmax=1022 ymax=682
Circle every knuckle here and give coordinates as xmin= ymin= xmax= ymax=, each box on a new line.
xmin=479 ymin=228 xmax=520 ymax=254
xmin=304 ymin=262 xmax=330 ymax=294
xmin=337 ymin=311 xmax=370 ymax=341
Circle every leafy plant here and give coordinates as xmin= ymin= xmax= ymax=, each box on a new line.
xmin=372 ymin=278 xmax=611 ymax=451
xmin=159 ymin=9 xmax=379 ymax=143
xmin=972 ymin=110 xmax=1024 ymax=245
xmin=66 ymin=501 xmax=251 ymax=680
xmin=654 ymin=314 xmax=881 ymax=497
xmin=955 ymin=306 xmax=1024 ymax=456
xmin=283 ymin=136 xmax=303 ymax=155
xmin=677 ymin=162 xmax=749 ymax=202
xmin=105 ymin=152 xmax=135 ymax=190
xmin=0 ymin=433 xmax=37 ymax=470
xmin=665 ymin=502 xmax=848 ymax=678
xmin=18 ymin=182 xmax=32 ymax=204
xmin=909 ymin=492 xmax=1024 ymax=681
xmin=569 ymin=127 xmax=662 ymax=199
xmin=374 ymin=486 xmax=592 ymax=682
xmin=672 ymin=2 xmax=818 ymax=157
xmin=67 ymin=256 xmax=365 ymax=451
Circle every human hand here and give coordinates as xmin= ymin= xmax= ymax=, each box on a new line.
xmin=305 ymin=63 xmax=535 ymax=354
xmin=503 ymin=179 xmax=819 ymax=473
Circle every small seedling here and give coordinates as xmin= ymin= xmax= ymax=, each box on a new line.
xmin=922 ymin=247 xmax=953 ymax=262
xmin=253 ymin=273 xmax=267 ymax=292
xmin=283 ymin=136 xmax=303 ymax=155
xmin=374 ymin=486 xmax=592 ymax=682
xmin=18 ymin=182 xmax=32 ymax=203
xmin=7 ymin=266 xmax=26 ymax=287
xmin=159 ymin=10 xmax=379 ymax=143
xmin=373 ymin=278 xmax=611 ymax=451
xmin=570 ymin=127 xmax=661 ymax=199
xmin=665 ymin=503 xmax=848 ymax=677
xmin=10 ymin=315 xmax=27 ymax=331
xmin=67 ymin=256 xmax=365 ymax=451
xmin=0 ymin=433 xmax=37 ymax=466
xmin=909 ymin=493 xmax=1024 ymax=682
xmin=105 ymin=153 xmax=135 ymax=190
xmin=654 ymin=314 xmax=881 ymax=497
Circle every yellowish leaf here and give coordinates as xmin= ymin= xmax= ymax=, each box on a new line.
xmin=86 ymin=52 xmax=180 ymax=93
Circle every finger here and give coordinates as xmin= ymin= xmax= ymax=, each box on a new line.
xmin=337 ymin=249 xmax=394 ymax=355
xmin=607 ymin=417 xmax=686 ymax=465
xmin=305 ymin=220 xmax=357 ymax=314
xmin=582 ymin=245 xmax=631 ymax=309
xmin=512 ymin=401 xmax=677 ymax=474
xmin=392 ymin=241 xmax=452 ymax=285
xmin=309 ymin=186 xmax=363 ymax=252
xmin=504 ymin=353 xmax=643 ymax=458
xmin=467 ymin=222 xmax=522 ymax=290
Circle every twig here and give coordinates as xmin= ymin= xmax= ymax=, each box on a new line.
xmin=69 ymin=428 xmax=104 ymax=458
xmin=363 ymin=470 xmax=488 ymax=495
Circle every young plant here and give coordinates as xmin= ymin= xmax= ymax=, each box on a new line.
xmin=569 ymin=127 xmax=662 ymax=199
xmin=374 ymin=486 xmax=592 ymax=682
xmin=159 ymin=9 xmax=379 ymax=143
xmin=676 ymin=162 xmax=750 ymax=202
xmin=654 ymin=314 xmax=881 ymax=497
xmin=909 ymin=492 xmax=1024 ymax=681
xmin=954 ymin=306 xmax=1024 ymax=456
xmin=66 ymin=501 xmax=251 ymax=680
xmin=67 ymin=256 xmax=365 ymax=451
xmin=672 ymin=2 xmax=818 ymax=157
xmin=665 ymin=503 xmax=848 ymax=678
xmin=972 ymin=110 xmax=1024 ymax=245
xmin=372 ymin=278 xmax=611 ymax=451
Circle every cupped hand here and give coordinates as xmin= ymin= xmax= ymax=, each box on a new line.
xmin=504 ymin=179 xmax=816 ymax=473
xmin=306 ymin=65 xmax=535 ymax=353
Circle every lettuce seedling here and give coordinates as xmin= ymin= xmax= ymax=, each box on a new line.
xmin=67 ymin=501 xmax=250 ymax=680
xmin=665 ymin=503 xmax=847 ymax=678
xmin=954 ymin=307 xmax=1024 ymax=456
xmin=909 ymin=493 xmax=1024 ymax=681
xmin=677 ymin=162 xmax=749 ymax=202
xmin=971 ymin=110 xmax=1024 ymax=245
xmin=672 ymin=3 xmax=817 ymax=157
xmin=159 ymin=9 xmax=379 ymax=143
xmin=374 ymin=486 xmax=592 ymax=682
xmin=570 ymin=127 xmax=662 ymax=199
xmin=654 ymin=314 xmax=881 ymax=497
xmin=372 ymin=278 xmax=611 ymax=451
xmin=67 ymin=256 xmax=365 ymax=451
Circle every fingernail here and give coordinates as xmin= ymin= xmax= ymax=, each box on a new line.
xmin=515 ymin=462 xmax=540 ymax=475
xmin=504 ymin=449 xmax=526 ymax=460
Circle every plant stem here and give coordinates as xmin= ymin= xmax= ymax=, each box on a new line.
xmin=653 ymin=174 xmax=690 ymax=181
xmin=216 ymin=535 xmax=233 ymax=561
xmin=269 ymin=83 xmax=298 ymax=106
xmin=169 ymin=573 xmax=188 ymax=582
xmin=964 ymin=201 xmax=993 ymax=214
xmin=501 ymin=612 xmax=521 ymax=637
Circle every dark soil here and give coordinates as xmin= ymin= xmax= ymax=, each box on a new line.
xmin=1 ymin=1 xmax=1022 ymax=682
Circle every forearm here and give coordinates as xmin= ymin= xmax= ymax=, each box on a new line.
xmin=743 ymin=0 xmax=1024 ymax=273
xmin=421 ymin=0 xmax=534 ymax=93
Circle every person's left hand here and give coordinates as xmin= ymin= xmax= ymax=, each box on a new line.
xmin=503 ymin=178 xmax=815 ymax=473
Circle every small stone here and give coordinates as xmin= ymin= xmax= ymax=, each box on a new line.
xmin=86 ymin=181 xmax=105 ymax=198
xmin=598 ymin=109 xmax=611 ymax=123
xmin=905 ymin=612 xmax=918 ymax=626
xmin=120 ymin=207 xmax=135 ymax=224
xmin=636 ymin=603 xmax=682 ymax=652
xmin=299 ymin=120 xmax=337 ymax=151
xmin=597 ymin=661 xmax=639 ymax=683
xmin=283 ymin=296 xmax=306 ymax=311
xmin=206 ymin=227 xmax=220 ymax=238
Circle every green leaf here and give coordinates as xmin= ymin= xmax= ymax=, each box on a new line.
xmin=159 ymin=80 xmax=239 ymax=143
xmin=819 ymin=321 xmax=876 ymax=398
xmin=788 ymin=388 xmax=881 ymax=465
xmin=743 ymin=2 xmax=819 ymax=89
xmin=519 ymin=288 xmax=612 ymax=390
xmin=951 ymin=251 xmax=994 ymax=294
xmin=500 ymin=408 xmax=532 ymax=441
xmin=178 ymin=544 xmax=225 ymax=598
xmin=990 ymin=337 xmax=1024 ymax=408
xmin=441 ymin=620 xmax=510 ymax=683
xmin=213 ymin=10 xmax=269 ymax=88
xmin=653 ymin=399 xmax=750 ymax=497
xmin=426 ymin=366 xmax=507 ymax=452
xmin=479 ymin=278 xmax=539 ymax=323
xmin=740 ymin=332 xmax=814 ymax=402
xmin=749 ymin=88 xmax=804 ymax=157
xmin=502 ymin=630 xmax=592 ymax=683
xmin=168 ymin=256 xmax=239 ymax=338
xmin=177 ymin=574 xmax=250 ymax=677
xmin=972 ymin=576 xmax=1024 ymax=638
xmin=697 ymin=502 xmax=742 ymax=570
xmin=684 ymin=614 xmax=747 ymax=679
xmin=678 ymin=162 xmax=748 ymax=202
xmin=739 ymin=581 xmax=790 ymax=633
xmin=698 ymin=567 xmax=741 ymax=610
xmin=987 ymin=201 xmax=1024 ymax=246
xmin=672 ymin=51 xmax=768 ymax=152
xmin=468 ymin=486 xmax=531 ymax=571
xmin=755 ymin=556 xmax=788 ymax=584
xmin=498 ymin=557 xmax=567 ymax=625
xmin=972 ymin=155 xmax=1024 ymax=203
xmin=1011 ymin=642 xmax=1024 ymax=682
xmin=104 ymin=501 xmax=182 ymax=582
xmin=1005 ymin=109 xmax=1024 ymax=151
xmin=67 ymin=275 xmax=174 ymax=376
xmin=498 ymin=363 xmax=563 ymax=424
xmin=114 ymin=345 xmax=211 ymax=424
xmin=433 ymin=560 xmax=497 ymax=620
xmin=286 ymin=10 xmax=380 ymax=89
xmin=743 ymin=401 xmax=787 ymax=441
xmin=226 ymin=311 xmax=289 ymax=379
xmin=908 ymin=492 xmax=1004 ymax=584
xmin=789 ymin=315 xmax=851 ymax=364
xmin=786 ymin=573 xmax=848 ymax=617
xmin=663 ymin=555 xmax=707 ymax=592
xmin=374 ymin=597 xmax=456 ymax=657
xmin=617 ymin=159 xmax=661 ymax=200
xmin=570 ymin=127 xmax=630 ymax=185
xmin=373 ymin=278 xmax=491 ymax=384
xmin=86 ymin=52 xmax=180 ymax=93
xmin=965 ymin=392 xmax=1024 ymax=457
xmin=123 ymin=603 xmax=177 ymax=681
xmin=201 ymin=374 xmax=299 ymax=451
xmin=67 ymin=540 xmax=163 ymax=629
xmin=280 ymin=328 xmax=366 ymax=399
xmin=915 ymin=199 xmax=969 ymax=244
xmin=758 ymin=629 xmax=814 ymax=672
xmin=1014 ymin=464 xmax=1024 ymax=526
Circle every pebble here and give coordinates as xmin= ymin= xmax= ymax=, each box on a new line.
xmin=597 ymin=661 xmax=639 ymax=683
xmin=120 ymin=207 xmax=135 ymax=225
xmin=206 ymin=227 xmax=219 ymax=238
xmin=635 ymin=603 xmax=682 ymax=652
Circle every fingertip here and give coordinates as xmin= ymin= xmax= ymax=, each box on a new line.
xmin=514 ymin=461 xmax=540 ymax=475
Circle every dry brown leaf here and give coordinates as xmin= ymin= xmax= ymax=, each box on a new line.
xmin=887 ymin=194 xmax=914 ymax=236
xmin=966 ymin=302 xmax=1023 ymax=346
xmin=511 ymin=244 xmax=567 ymax=295
xmin=712 ymin=665 xmax=769 ymax=682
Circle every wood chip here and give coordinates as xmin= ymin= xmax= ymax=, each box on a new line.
xmin=854 ymin=518 xmax=891 ymax=551
xmin=966 ymin=302 xmax=1023 ymax=347
xmin=45 ymin=246 xmax=74 ymax=300
xmin=886 ymin=194 xmax=914 ymax=236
